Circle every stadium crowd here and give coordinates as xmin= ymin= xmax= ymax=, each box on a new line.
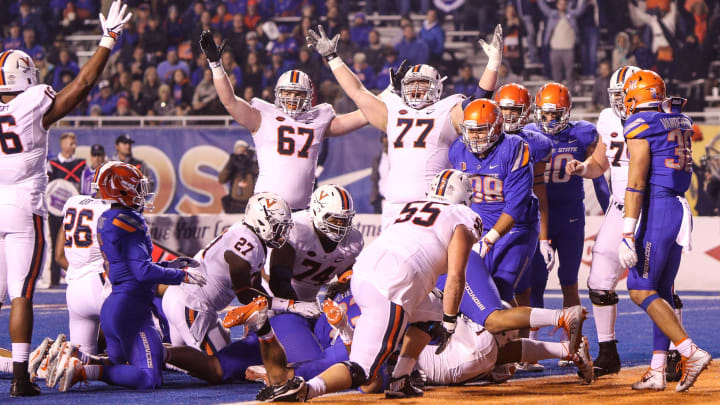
xmin=2 ymin=0 xmax=720 ymax=118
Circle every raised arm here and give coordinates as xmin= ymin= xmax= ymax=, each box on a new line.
xmin=326 ymin=109 xmax=370 ymax=137
xmin=43 ymin=0 xmax=132 ymax=129
xmin=307 ymin=26 xmax=388 ymax=130
xmin=199 ymin=30 xmax=262 ymax=133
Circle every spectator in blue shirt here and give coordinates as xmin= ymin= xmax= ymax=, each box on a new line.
xmin=419 ymin=8 xmax=445 ymax=65
xmin=222 ymin=51 xmax=244 ymax=91
xmin=453 ymin=63 xmax=477 ymax=97
xmin=274 ymin=0 xmax=302 ymax=16
xmin=164 ymin=5 xmax=185 ymax=47
xmin=3 ymin=23 xmax=22 ymax=51
xmin=20 ymin=27 xmax=43 ymax=60
xmin=396 ymin=24 xmax=430 ymax=66
xmin=376 ymin=47 xmax=402 ymax=89
xmin=18 ymin=1 xmax=47 ymax=43
xmin=351 ymin=52 xmax=377 ymax=90
xmin=226 ymin=0 xmax=248 ymax=15
xmin=87 ymin=80 xmax=119 ymax=116
xmin=350 ymin=13 xmax=373 ymax=48
xmin=270 ymin=25 xmax=299 ymax=61
xmin=157 ymin=47 xmax=190 ymax=84
xmin=52 ymin=48 xmax=79 ymax=90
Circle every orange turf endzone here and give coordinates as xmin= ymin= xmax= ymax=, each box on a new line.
xmin=305 ymin=364 xmax=720 ymax=405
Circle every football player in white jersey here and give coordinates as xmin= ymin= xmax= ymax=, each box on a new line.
xmin=306 ymin=25 xmax=503 ymax=229
xmin=161 ymin=192 xmax=307 ymax=358
xmin=198 ymin=31 xmax=370 ymax=211
xmin=267 ymin=184 xmax=363 ymax=302
xmin=0 ymin=1 xmax=131 ymax=396
xmin=565 ymin=65 xmax=639 ymax=376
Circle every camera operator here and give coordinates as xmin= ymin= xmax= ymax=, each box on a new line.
xmin=218 ymin=139 xmax=258 ymax=213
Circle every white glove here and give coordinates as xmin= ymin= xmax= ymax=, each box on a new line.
xmin=539 ymin=239 xmax=555 ymax=270
xmin=618 ymin=217 xmax=639 ymax=268
xmin=99 ymin=0 xmax=132 ymax=49
xmin=306 ymin=25 xmax=340 ymax=59
xmin=272 ymin=298 xmax=322 ymax=318
xmin=183 ymin=268 xmax=207 ymax=287
xmin=478 ymin=24 xmax=503 ymax=72
xmin=479 ymin=229 xmax=500 ymax=259
xmin=165 ymin=257 xmax=200 ymax=269
xmin=565 ymin=159 xmax=587 ymax=176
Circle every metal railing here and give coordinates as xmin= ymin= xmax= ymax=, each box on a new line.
xmin=55 ymin=111 xmax=720 ymax=128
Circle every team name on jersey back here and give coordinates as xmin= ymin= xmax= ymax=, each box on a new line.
xmin=624 ymin=111 xmax=693 ymax=195
xmin=62 ymin=195 xmax=111 ymax=281
xmin=251 ymin=98 xmax=336 ymax=209
xmin=382 ymin=92 xmax=466 ymax=203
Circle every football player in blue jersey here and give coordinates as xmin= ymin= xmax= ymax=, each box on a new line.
xmin=493 ymin=83 xmax=553 ymax=372
xmin=449 ymin=98 xmax=539 ymax=304
xmin=526 ymin=83 xmax=598 ymax=309
xmin=619 ymin=70 xmax=710 ymax=392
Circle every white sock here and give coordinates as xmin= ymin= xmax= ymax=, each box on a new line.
xmin=84 ymin=364 xmax=103 ymax=381
xmin=650 ymin=351 xmax=667 ymax=370
xmin=0 ymin=355 xmax=12 ymax=373
xmin=306 ymin=376 xmax=327 ymax=400
xmin=529 ymin=308 xmax=560 ymax=328
xmin=391 ymin=355 xmax=417 ymax=378
xmin=529 ymin=328 xmax=539 ymax=341
xmin=11 ymin=343 xmax=30 ymax=363
xmin=674 ymin=337 xmax=694 ymax=358
xmin=521 ymin=339 xmax=571 ymax=362
xmin=592 ymin=304 xmax=617 ymax=342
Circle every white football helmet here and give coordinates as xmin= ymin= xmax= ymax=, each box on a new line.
xmin=244 ymin=192 xmax=293 ymax=248
xmin=310 ymin=184 xmax=355 ymax=242
xmin=427 ymin=169 xmax=473 ymax=206
xmin=401 ymin=64 xmax=443 ymax=109
xmin=275 ymin=70 xmax=313 ymax=118
xmin=0 ymin=50 xmax=39 ymax=93
xmin=608 ymin=65 xmax=640 ymax=119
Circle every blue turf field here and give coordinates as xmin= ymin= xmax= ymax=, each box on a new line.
xmin=1 ymin=288 xmax=718 ymax=403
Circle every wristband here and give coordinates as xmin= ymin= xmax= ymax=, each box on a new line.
xmin=623 ymin=217 xmax=638 ymax=235
xmin=328 ymin=56 xmax=344 ymax=70
xmin=324 ymin=52 xmax=338 ymax=62
xmin=442 ymin=313 xmax=458 ymax=323
xmin=270 ymin=297 xmax=291 ymax=312
xmin=208 ymin=60 xmax=225 ymax=78
xmin=484 ymin=228 xmax=501 ymax=244
xmin=625 ymin=187 xmax=644 ymax=194
xmin=99 ymin=36 xmax=117 ymax=50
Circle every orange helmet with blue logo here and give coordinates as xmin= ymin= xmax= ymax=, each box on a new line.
xmin=623 ymin=69 xmax=665 ymax=117
xmin=534 ymin=82 xmax=572 ymax=135
xmin=494 ymin=83 xmax=532 ymax=133
xmin=461 ymin=99 xmax=503 ymax=155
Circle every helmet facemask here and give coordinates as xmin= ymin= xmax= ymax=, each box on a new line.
xmin=133 ymin=177 xmax=155 ymax=211
xmin=535 ymin=106 xmax=569 ymax=135
xmin=265 ymin=213 xmax=294 ymax=248
xmin=499 ymin=105 xmax=528 ymax=133
xmin=402 ymin=78 xmax=438 ymax=109
xmin=462 ymin=121 xmax=501 ymax=155
xmin=317 ymin=211 xmax=355 ymax=242
xmin=608 ymin=88 xmax=627 ymax=119
xmin=275 ymin=87 xmax=311 ymax=118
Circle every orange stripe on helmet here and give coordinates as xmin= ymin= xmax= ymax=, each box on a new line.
xmin=413 ymin=65 xmax=421 ymax=73
xmin=618 ymin=66 xmax=628 ymax=84
xmin=291 ymin=70 xmax=298 ymax=83
xmin=0 ymin=51 xmax=10 ymax=85
xmin=337 ymin=186 xmax=349 ymax=210
xmin=437 ymin=170 xmax=453 ymax=196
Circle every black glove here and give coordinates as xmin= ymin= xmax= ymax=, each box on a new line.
xmin=389 ymin=59 xmax=411 ymax=93
xmin=434 ymin=314 xmax=457 ymax=355
xmin=199 ymin=30 xmax=227 ymax=63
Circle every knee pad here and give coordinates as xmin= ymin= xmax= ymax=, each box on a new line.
xmin=673 ymin=293 xmax=683 ymax=309
xmin=588 ymin=289 xmax=619 ymax=306
xmin=342 ymin=361 xmax=368 ymax=388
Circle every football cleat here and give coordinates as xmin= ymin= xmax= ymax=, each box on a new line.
xmin=573 ymin=336 xmax=593 ymax=384
xmin=43 ymin=334 xmax=67 ymax=386
xmin=222 ymin=296 xmax=268 ymax=330
xmin=256 ymin=376 xmax=307 ymax=402
xmin=516 ymin=362 xmax=545 ymax=373
xmin=593 ymin=340 xmax=621 ymax=377
xmin=58 ymin=358 xmax=87 ymax=392
xmin=385 ymin=374 xmax=424 ymax=399
xmin=665 ymin=350 xmax=681 ymax=382
xmin=632 ymin=368 xmax=666 ymax=391
xmin=28 ymin=336 xmax=53 ymax=381
xmin=48 ymin=342 xmax=79 ymax=389
xmin=557 ymin=306 xmax=587 ymax=354
xmin=487 ymin=363 xmax=516 ymax=383
xmin=675 ymin=346 xmax=711 ymax=392
xmin=9 ymin=378 xmax=41 ymax=397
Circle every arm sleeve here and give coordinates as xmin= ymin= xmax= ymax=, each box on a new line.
xmin=462 ymin=86 xmax=494 ymax=109
xmin=592 ymin=176 xmax=610 ymax=213
xmin=502 ymin=142 xmax=533 ymax=222
xmin=121 ymin=230 xmax=186 ymax=285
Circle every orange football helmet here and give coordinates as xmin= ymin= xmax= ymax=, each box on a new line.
xmin=95 ymin=161 xmax=153 ymax=210
xmin=494 ymin=83 xmax=532 ymax=133
xmin=534 ymin=83 xmax=572 ymax=135
xmin=623 ymin=69 xmax=665 ymax=117
xmin=461 ymin=99 xmax=503 ymax=155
